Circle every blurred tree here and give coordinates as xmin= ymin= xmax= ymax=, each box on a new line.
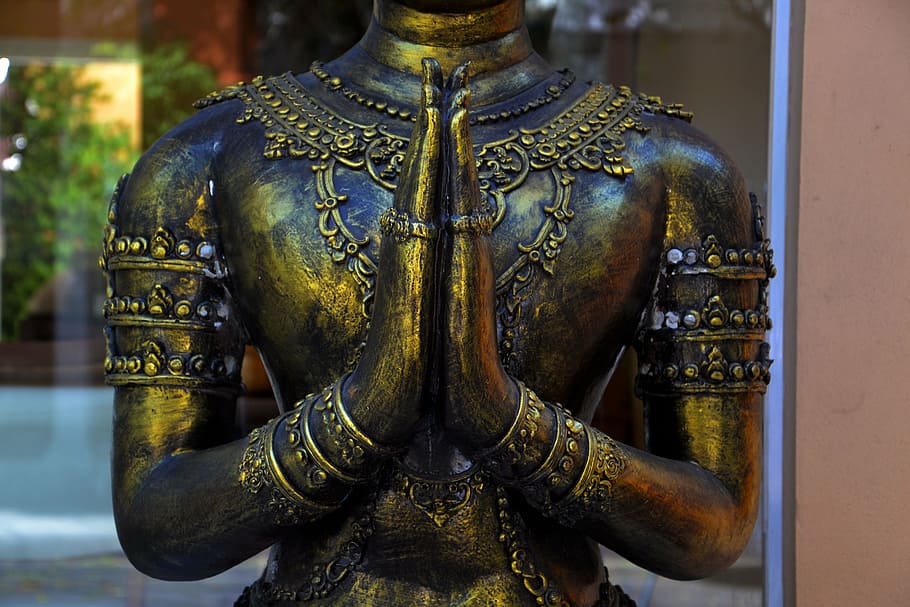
xmin=139 ymin=43 xmax=218 ymax=147
xmin=0 ymin=64 xmax=133 ymax=339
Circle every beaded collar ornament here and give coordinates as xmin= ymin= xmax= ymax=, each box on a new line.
xmin=310 ymin=60 xmax=576 ymax=126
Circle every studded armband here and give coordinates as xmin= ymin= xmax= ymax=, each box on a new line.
xmin=636 ymin=198 xmax=775 ymax=398
xmin=100 ymin=174 xmax=244 ymax=396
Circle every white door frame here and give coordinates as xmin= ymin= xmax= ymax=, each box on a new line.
xmin=764 ymin=0 xmax=802 ymax=605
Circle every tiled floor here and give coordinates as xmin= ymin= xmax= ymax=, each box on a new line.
xmin=0 ymin=553 xmax=264 ymax=607
xmin=0 ymin=552 xmax=761 ymax=606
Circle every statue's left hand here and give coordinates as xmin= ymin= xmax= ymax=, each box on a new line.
xmin=441 ymin=64 xmax=519 ymax=451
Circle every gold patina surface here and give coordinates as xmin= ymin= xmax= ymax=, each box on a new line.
xmin=104 ymin=2 xmax=772 ymax=605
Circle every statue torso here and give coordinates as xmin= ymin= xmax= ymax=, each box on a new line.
xmin=202 ymin=71 xmax=677 ymax=412
xmin=188 ymin=69 xmax=691 ymax=605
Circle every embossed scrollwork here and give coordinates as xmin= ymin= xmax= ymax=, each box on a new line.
xmin=394 ymin=467 xmax=486 ymax=528
xmin=365 ymin=133 xmax=408 ymax=190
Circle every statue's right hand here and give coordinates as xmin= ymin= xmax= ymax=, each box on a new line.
xmin=341 ymin=58 xmax=443 ymax=446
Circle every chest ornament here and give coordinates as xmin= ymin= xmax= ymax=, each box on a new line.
xmin=393 ymin=466 xmax=487 ymax=528
xmin=195 ymin=73 xmax=690 ymax=369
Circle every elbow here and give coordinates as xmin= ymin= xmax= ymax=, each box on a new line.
xmin=114 ymin=486 xmax=226 ymax=581
xmin=670 ymin=523 xmax=756 ymax=581
xmin=661 ymin=489 xmax=760 ymax=580
xmin=114 ymin=503 xmax=204 ymax=581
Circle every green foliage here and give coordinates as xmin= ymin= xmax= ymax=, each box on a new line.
xmin=93 ymin=41 xmax=219 ymax=148
xmin=0 ymin=63 xmax=134 ymax=339
xmin=0 ymin=43 xmax=218 ymax=339
xmin=138 ymin=43 xmax=218 ymax=148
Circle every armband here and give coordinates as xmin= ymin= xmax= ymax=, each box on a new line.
xmin=101 ymin=177 xmax=243 ymax=395
xmin=239 ymin=417 xmax=339 ymax=525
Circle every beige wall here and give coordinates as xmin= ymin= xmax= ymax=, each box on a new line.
xmin=796 ymin=0 xmax=910 ymax=602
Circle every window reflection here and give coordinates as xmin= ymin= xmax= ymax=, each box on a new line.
xmin=0 ymin=1 xmax=769 ymax=604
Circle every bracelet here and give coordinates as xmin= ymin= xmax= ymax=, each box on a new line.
xmin=513 ymin=403 xmax=588 ymax=515
xmin=476 ymin=379 xmax=531 ymax=462
xmin=238 ymin=417 xmax=338 ymax=524
xmin=519 ymin=402 xmax=567 ymax=485
xmin=473 ymin=379 xmax=624 ymax=525
xmin=330 ymin=372 xmax=403 ymax=458
xmin=551 ymin=426 xmax=627 ymax=526
xmin=449 ymin=211 xmax=494 ymax=235
xmin=546 ymin=405 xmax=586 ymax=491
xmin=379 ymin=207 xmax=437 ymax=241
xmin=302 ymin=396 xmax=370 ymax=484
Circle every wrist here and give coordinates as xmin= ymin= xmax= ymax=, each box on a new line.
xmin=239 ymin=375 xmax=406 ymax=526
xmin=343 ymin=369 xmax=422 ymax=446
xmin=474 ymin=381 xmax=624 ymax=524
xmin=445 ymin=372 xmax=518 ymax=449
xmin=474 ymin=379 xmax=549 ymax=468
xmin=238 ymin=415 xmax=343 ymax=525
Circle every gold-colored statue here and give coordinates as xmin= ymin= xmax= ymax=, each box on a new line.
xmin=101 ymin=1 xmax=773 ymax=605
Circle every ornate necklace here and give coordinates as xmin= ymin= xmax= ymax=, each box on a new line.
xmin=195 ymin=71 xmax=691 ymax=372
xmin=310 ymin=60 xmax=576 ymax=126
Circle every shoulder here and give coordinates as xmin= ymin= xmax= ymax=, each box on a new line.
xmin=627 ymin=92 xmax=755 ymax=249
xmin=115 ymin=83 xmax=256 ymax=233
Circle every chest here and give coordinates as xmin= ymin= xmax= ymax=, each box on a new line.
xmin=217 ymin=154 xmax=659 ymax=407
xmin=208 ymin=78 xmax=669 ymax=406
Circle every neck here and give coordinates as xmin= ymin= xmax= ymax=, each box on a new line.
xmin=359 ymin=0 xmax=538 ymax=80
xmin=373 ymin=1 xmax=526 ymax=50
xmin=328 ymin=0 xmax=550 ymax=108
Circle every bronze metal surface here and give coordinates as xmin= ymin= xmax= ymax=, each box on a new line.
xmin=104 ymin=1 xmax=773 ymax=605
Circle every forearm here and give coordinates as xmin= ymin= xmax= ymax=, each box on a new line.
xmin=112 ymin=386 xmax=274 ymax=578
xmin=478 ymin=382 xmax=761 ymax=580
xmin=113 ymin=383 xmax=395 ymax=580
xmin=114 ymin=433 xmax=280 ymax=579
xmin=585 ymin=438 xmax=760 ymax=580
xmin=439 ymin=228 xmax=742 ymax=573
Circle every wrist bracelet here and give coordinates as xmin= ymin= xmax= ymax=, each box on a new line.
xmin=238 ymin=417 xmax=338 ymax=524
xmin=476 ymin=379 xmax=531 ymax=461
xmin=302 ymin=395 xmax=372 ymax=484
xmin=519 ymin=402 xmax=567 ymax=486
xmin=331 ymin=372 xmax=404 ymax=458
xmin=379 ymin=207 xmax=437 ymax=241
xmin=551 ymin=427 xmax=626 ymax=526
xmin=296 ymin=375 xmax=398 ymax=484
xmin=511 ymin=402 xmax=587 ymax=515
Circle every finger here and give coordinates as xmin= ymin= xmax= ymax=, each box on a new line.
xmin=446 ymin=61 xmax=470 ymax=96
xmin=447 ymin=95 xmax=483 ymax=217
xmin=424 ymin=57 xmax=444 ymax=94
xmin=394 ymin=61 xmax=442 ymax=219
xmin=447 ymin=86 xmax=470 ymax=124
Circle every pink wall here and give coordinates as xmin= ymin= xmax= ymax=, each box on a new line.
xmin=796 ymin=0 xmax=910 ymax=601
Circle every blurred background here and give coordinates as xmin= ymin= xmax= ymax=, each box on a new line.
xmin=0 ymin=1 xmax=771 ymax=605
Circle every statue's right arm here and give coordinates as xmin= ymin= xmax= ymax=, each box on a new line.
xmin=103 ymin=125 xmax=280 ymax=578
xmin=105 ymin=61 xmax=443 ymax=581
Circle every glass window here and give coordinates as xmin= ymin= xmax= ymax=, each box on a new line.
xmin=548 ymin=2 xmax=769 ymax=604
xmin=0 ymin=1 xmax=771 ymax=604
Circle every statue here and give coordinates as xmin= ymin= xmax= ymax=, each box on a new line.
xmin=101 ymin=1 xmax=773 ymax=605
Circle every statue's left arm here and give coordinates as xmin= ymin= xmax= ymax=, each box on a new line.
xmin=442 ymin=74 xmax=771 ymax=580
